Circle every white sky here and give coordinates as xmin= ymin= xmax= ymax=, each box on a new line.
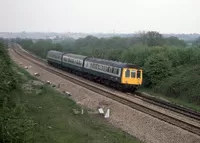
xmin=0 ymin=0 xmax=200 ymax=33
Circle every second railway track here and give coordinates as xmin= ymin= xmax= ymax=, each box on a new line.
xmin=11 ymin=43 xmax=200 ymax=136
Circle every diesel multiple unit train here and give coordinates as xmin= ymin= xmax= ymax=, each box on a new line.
xmin=47 ymin=50 xmax=143 ymax=92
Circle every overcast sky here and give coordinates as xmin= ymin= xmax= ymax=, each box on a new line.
xmin=1 ymin=0 xmax=200 ymax=33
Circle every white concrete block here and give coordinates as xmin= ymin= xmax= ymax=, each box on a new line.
xmin=98 ymin=108 xmax=104 ymax=114
xmin=34 ymin=73 xmax=40 ymax=76
xmin=104 ymin=109 xmax=110 ymax=118
xmin=46 ymin=81 xmax=51 ymax=84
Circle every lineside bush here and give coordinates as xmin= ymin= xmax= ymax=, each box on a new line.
xmin=0 ymin=42 xmax=35 ymax=143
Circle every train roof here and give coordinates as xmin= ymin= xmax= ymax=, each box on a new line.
xmin=48 ymin=50 xmax=64 ymax=55
xmin=47 ymin=50 xmax=140 ymax=69
xmin=85 ymin=57 xmax=140 ymax=69
xmin=63 ymin=53 xmax=87 ymax=60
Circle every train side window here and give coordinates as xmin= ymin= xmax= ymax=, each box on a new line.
xmin=112 ymin=67 xmax=114 ymax=73
xmin=106 ymin=66 xmax=108 ymax=72
xmin=104 ymin=66 xmax=106 ymax=72
xmin=97 ymin=64 xmax=99 ymax=70
xmin=100 ymin=65 xmax=102 ymax=70
xmin=109 ymin=67 xmax=112 ymax=73
xmin=116 ymin=69 xmax=119 ymax=75
xmin=94 ymin=64 xmax=97 ymax=69
xmin=113 ymin=68 xmax=117 ymax=75
xmin=125 ymin=69 xmax=130 ymax=78
xmin=131 ymin=71 xmax=136 ymax=78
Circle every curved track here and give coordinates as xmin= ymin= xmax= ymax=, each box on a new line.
xmin=11 ymin=43 xmax=200 ymax=136
xmin=134 ymin=92 xmax=200 ymax=121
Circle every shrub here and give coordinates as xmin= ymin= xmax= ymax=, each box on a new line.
xmin=0 ymin=100 xmax=35 ymax=143
xmin=154 ymin=65 xmax=200 ymax=104
xmin=143 ymin=53 xmax=172 ymax=87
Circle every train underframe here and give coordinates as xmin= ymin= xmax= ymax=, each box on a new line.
xmin=47 ymin=61 xmax=138 ymax=92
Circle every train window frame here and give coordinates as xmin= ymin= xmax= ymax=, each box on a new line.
xmin=116 ymin=69 xmax=119 ymax=75
xmin=106 ymin=66 xmax=108 ymax=72
xmin=125 ymin=69 xmax=130 ymax=78
xmin=113 ymin=68 xmax=117 ymax=75
xmin=131 ymin=70 xmax=136 ymax=78
xmin=108 ymin=67 xmax=112 ymax=73
xmin=111 ymin=67 xmax=114 ymax=73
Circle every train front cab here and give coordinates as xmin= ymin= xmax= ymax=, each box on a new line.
xmin=121 ymin=68 xmax=143 ymax=91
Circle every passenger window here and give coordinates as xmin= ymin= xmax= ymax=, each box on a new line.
xmin=125 ymin=69 xmax=130 ymax=78
xmin=113 ymin=68 xmax=117 ymax=75
xmin=108 ymin=67 xmax=112 ymax=73
xmin=131 ymin=71 xmax=136 ymax=78
xmin=116 ymin=69 xmax=119 ymax=75
xmin=103 ymin=66 xmax=105 ymax=71
xmin=111 ymin=67 xmax=114 ymax=73
xmin=106 ymin=66 xmax=108 ymax=72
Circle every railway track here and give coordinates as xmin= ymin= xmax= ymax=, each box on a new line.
xmin=11 ymin=43 xmax=200 ymax=136
xmin=133 ymin=92 xmax=200 ymax=121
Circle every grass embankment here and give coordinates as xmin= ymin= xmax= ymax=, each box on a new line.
xmin=8 ymin=63 xmax=142 ymax=143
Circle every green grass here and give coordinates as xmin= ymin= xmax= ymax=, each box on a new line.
xmin=11 ymin=61 xmax=36 ymax=80
xmin=12 ymin=66 xmax=142 ymax=143
xmin=139 ymin=88 xmax=200 ymax=112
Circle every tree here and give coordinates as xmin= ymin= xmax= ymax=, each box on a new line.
xmin=165 ymin=36 xmax=186 ymax=47
xmin=144 ymin=53 xmax=172 ymax=87
xmin=136 ymin=31 xmax=165 ymax=46
xmin=193 ymin=37 xmax=200 ymax=48
xmin=146 ymin=31 xmax=164 ymax=46
xmin=0 ymin=43 xmax=18 ymax=93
